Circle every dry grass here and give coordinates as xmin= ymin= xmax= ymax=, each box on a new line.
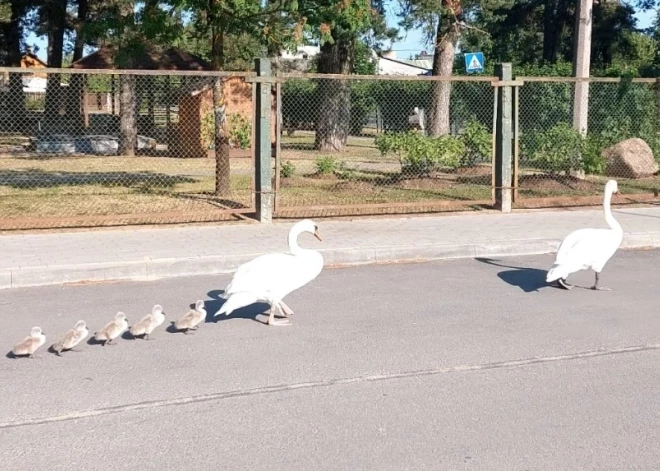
xmin=0 ymin=154 xmax=253 ymax=224
xmin=2 ymin=136 xmax=660 ymax=229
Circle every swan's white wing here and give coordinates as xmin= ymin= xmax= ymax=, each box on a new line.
xmin=225 ymin=252 xmax=323 ymax=300
xmin=548 ymin=228 xmax=622 ymax=282
xmin=556 ymin=228 xmax=619 ymax=266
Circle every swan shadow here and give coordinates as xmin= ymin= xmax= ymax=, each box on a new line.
xmin=86 ymin=336 xmax=124 ymax=346
xmin=475 ymin=257 xmax=551 ymax=293
xmin=204 ymin=290 xmax=275 ymax=325
xmin=122 ymin=330 xmax=138 ymax=340
xmin=5 ymin=351 xmax=16 ymax=359
xmin=86 ymin=336 xmax=105 ymax=346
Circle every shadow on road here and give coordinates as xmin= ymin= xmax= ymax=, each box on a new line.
xmin=203 ymin=289 xmax=272 ymax=326
xmin=475 ymin=257 xmax=550 ymax=293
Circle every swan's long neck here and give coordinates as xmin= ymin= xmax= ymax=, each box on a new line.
xmin=288 ymin=226 xmax=308 ymax=255
xmin=603 ymin=188 xmax=622 ymax=233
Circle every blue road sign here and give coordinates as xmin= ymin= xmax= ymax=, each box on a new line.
xmin=464 ymin=52 xmax=485 ymax=74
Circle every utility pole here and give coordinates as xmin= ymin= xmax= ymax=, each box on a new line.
xmin=573 ymin=0 xmax=593 ymax=137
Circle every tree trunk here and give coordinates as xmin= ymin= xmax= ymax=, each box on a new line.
xmin=119 ymin=75 xmax=138 ymax=156
xmin=210 ymin=24 xmax=231 ymax=196
xmin=6 ymin=0 xmax=25 ymax=132
xmin=67 ymin=0 xmax=88 ymax=126
xmin=314 ymin=39 xmax=351 ymax=152
xmin=428 ymin=4 xmax=459 ymax=137
xmin=44 ymin=0 xmax=68 ymax=129
xmin=542 ymin=0 xmax=571 ymax=63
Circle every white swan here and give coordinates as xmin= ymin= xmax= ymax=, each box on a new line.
xmin=546 ymin=179 xmax=623 ymax=290
xmin=216 ymin=219 xmax=324 ymax=326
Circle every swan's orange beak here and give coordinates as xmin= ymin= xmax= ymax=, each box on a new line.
xmin=314 ymin=229 xmax=322 ymax=242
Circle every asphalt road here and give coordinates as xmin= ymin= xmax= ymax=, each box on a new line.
xmin=2 ymin=249 xmax=660 ymax=470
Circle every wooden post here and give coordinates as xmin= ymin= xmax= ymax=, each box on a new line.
xmin=573 ymin=0 xmax=592 ymax=136
xmin=274 ymin=81 xmax=282 ymax=214
xmin=494 ymin=63 xmax=513 ymax=213
xmin=254 ymin=58 xmax=273 ymax=223
xmin=572 ymin=0 xmax=592 ymax=180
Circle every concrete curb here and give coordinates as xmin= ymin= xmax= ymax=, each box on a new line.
xmin=2 ymin=232 xmax=660 ymax=290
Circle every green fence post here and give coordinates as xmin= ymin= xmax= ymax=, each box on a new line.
xmin=494 ymin=63 xmax=513 ymax=213
xmin=254 ymin=58 xmax=273 ymax=223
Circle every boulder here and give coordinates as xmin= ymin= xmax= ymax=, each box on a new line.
xmin=603 ymin=138 xmax=659 ymax=179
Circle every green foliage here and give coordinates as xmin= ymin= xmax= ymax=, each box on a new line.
xmin=375 ymin=130 xmax=465 ymax=176
xmin=370 ymin=80 xmax=431 ymax=131
xmin=348 ymin=81 xmax=376 ymax=135
xmin=459 ymin=118 xmax=492 ymax=167
xmin=335 ymin=161 xmax=358 ymax=180
xmin=316 ymin=155 xmax=339 ymax=174
xmin=202 ymin=112 xmax=251 ymax=150
xmin=201 ymin=112 xmax=215 ymax=149
xmin=282 ymin=79 xmax=317 ymax=135
xmin=280 ymin=160 xmax=296 ymax=178
xmin=227 ymin=113 xmax=251 ymax=149
xmin=582 ymin=135 xmax=608 ymax=176
xmin=521 ymin=123 xmax=585 ymax=175
xmin=352 ymin=41 xmax=377 ymax=75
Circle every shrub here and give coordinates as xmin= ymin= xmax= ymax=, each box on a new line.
xmin=582 ymin=134 xmax=608 ymax=176
xmin=336 ymin=161 xmax=358 ymax=181
xmin=227 ymin=113 xmax=251 ymax=149
xmin=282 ymin=79 xmax=317 ymax=135
xmin=349 ymin=81 xmax=376 ymax=135
xmin=459 ymin=118 xmax=492 ymax=167
xmin=201 ymin=112 xmax=251 ymax=150
xmin=375 ymin=130 xmax=464 ymax=176
xmin=280 ymin=160 xmax=296 ymax=178
xmin=316 ymin=156 xmax=339 ymax=174
xmin=521 ymin=123 xmax=585 ymax=175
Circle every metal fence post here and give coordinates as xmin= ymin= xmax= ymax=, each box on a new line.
xmin=494 ymin=63 xmax=513 ymax=213
xmin=254 ymin=58 xmax=273 ymax=223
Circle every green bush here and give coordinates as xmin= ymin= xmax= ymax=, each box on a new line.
xmin=582 ymin=135 xmax=607 ymax=176
xmin=375 ymin=130 xmax=464 ymax=176
xmin=316 ymin=156 xmax=339 ymax=174
xmin=227 ymin=113 xmax=251 ymax=149
xmin=349 ymin=81 xmax=376 ymax=135
xmin=459 ymin=118 xmax=492 ymax=167
xmin=280 ymin=160 xmax=296 ymax=178
xmin=336 ymin=161 xmax=358 ymax=181
xmin=282 ymin=79 xmax=317 ymax=135
xmin=521 ymin=123 xmax=585 ymax=175
xmin=201 ymin=112 xmax=251 ymax=150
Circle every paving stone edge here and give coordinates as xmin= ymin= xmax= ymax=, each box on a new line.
xmin=2 ymin=232 xmax=659 ymax=290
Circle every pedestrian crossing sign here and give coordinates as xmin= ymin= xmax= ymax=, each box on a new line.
xmin=464 ymin=52 xmax=485 ymax=74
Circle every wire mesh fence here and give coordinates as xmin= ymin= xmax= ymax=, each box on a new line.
xmin=274 ymin=74 xmax=496 ymax=218
xmin=5 ymin=67 xmax=658 ymax=229
xmin=515 ymin=77 xmax=660 ymax=208
xmin=0 ymin=68 xmax=255 ymax=230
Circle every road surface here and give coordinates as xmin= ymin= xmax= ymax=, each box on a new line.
xmin=2 ymin=250 xmax=660 ymax=470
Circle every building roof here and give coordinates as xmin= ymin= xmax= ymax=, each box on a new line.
xmin=70 ymin=45 xmax=211 ymax=71
xmin=21 ymin=51 xmax=47 ymax=69
xmin=376 ymin=54 xmax=431 ymax=76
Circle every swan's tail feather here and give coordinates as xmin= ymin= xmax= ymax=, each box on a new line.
xmin=546 ymin=264 xmax=570 ymax=283
xmin=217 ymin=292 xmax=259 ymax=317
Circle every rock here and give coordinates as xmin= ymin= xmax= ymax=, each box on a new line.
xmin=603 ymin=138 xmax=659 ymax=179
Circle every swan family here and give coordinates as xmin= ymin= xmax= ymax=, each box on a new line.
xmin=11 ymin=180 xmax=624 ymax=358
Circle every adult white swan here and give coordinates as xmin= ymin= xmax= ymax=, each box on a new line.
xmin=546 ymin=179 xmax=623 ymax=291
xmin=216 ymin=219 xmax=324 ymax=326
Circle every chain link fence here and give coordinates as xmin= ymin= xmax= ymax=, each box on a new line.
xmin=274 ymin=74 xmax=496 ymax=218
xmin=0 ymin=68 xmax=255 ymax=230
xmin=515 ymin=77 xmax=660 ymax=208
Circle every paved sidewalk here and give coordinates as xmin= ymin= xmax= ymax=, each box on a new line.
xmin=1 ymin=207 xmax=660 ymax=289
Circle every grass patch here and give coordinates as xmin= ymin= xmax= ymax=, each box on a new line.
xmin=0 ymin=154 xmax=253 ymax=223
